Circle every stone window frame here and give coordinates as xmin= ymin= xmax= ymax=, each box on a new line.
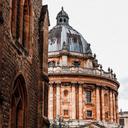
xmin=63 ymin=109 xmax=69 ymax=117
xmin=10 ymin=75 xmax=27 ymax=128
xmin=11 ymin=0 xmax=33 ymax=56
xmin=86 ymin=110 xmax=93 ymax=118
xmin=85 ymin=90 xmax=92 ymax=104
xmin=72 ymin=61 xmax=80 ymax=68
xmin=48 ymin=61 xmax=55 ymax=67
xmin=119 ymin=118 xmax=124 ymax=126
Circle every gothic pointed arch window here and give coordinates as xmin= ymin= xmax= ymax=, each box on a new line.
xmin=11 ymin=0 xmax=33 ymax=52
xmin=11 ymin=75 xmax=27 ymax=128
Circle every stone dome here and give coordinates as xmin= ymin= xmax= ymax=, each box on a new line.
xmin=48 ymin=7 xmax=92 ymax=54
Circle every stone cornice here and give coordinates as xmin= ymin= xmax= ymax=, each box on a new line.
xmin=49 ymin=74 xmax=119 ymax=91
xmin=49 ymin=73 xmax=119 ymax=86
xmin=48 ymin=51 xmax=93 ymax=59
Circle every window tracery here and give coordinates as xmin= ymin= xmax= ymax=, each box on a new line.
xmin=11 ymin=76 xmax=27 ymax=128
xmin=11 ymin=0 xmax=32 ymax=51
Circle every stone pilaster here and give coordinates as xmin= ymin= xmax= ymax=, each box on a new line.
xmin=69 ymin=85 xmax=72 ymax=118
xmin=110 ymin=90 xmax=113 ymax=122
xmin=79 ymin=84 xmax=83 ymax=119
xmin=115 ymin=94 xmax=119 ymax=123
xmin=72 ymin=83 xmax=76 ymax=119
xmin=101 ymin=87 xmax=105 ymax=121
xmin=96 ymin=86 xmax=100 ymax=121
xmin=56 ymin=83 xmax=61 ymax=116
xmin=113 ymin=92 xmax=116 ymax=123
xmin=48 ymin=84 xmax=53 ymax=119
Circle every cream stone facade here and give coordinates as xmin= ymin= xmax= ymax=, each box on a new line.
xmin=48 ymin=8 xmax=120 ymax=128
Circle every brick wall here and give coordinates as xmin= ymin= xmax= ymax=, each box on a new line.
xmin=0 ymin=0 xmax=49 ymax=127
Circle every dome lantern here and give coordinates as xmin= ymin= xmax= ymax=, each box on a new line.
xmin=56 ymin=7 xmax=69 ymax=25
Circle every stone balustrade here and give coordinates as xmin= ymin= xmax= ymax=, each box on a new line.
xmin=48 ymin=66 xmax=117 ymax=81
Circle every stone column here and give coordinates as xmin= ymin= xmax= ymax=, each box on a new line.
xmin=48 ymin=84 xmax=53 ymax=119
xmin=56 ymin=83 xmax=61 ymax=116
xmin=79 ymin=84 xmax=83 ymax=119
xmin=69 ymin=85 xmax=72 ymax=118
xmin=101 ymin=87 xmax=105 ymax=121
xmin=116 ymin=94 xmax=119 ymax=124
xmin=110 ymin=90 xmax=113 ymax=122
xmin=113 ymin=92 xmax=116 ymax=123
xmin=72 ymin=83 xmax=76 ymax=119
xmin=96 ymin=86 xmax=100 ymax=121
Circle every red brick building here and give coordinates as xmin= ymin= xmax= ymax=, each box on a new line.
xmin=48 ymin=8 xmax=120 ymax=128
xmin=0 ymin=0 xmax=49 ymax=127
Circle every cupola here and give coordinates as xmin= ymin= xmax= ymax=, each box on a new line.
xmin=56 ymin=7 xmax=69 ymax=25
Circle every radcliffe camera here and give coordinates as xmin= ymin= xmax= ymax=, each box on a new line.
xmin=0 ymin=0 xmax=127 ymax=128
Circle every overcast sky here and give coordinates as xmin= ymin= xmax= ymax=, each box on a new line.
xmin=44 ymin=0 xmax=128 ymax=111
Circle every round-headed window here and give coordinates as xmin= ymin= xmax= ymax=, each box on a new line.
xmin=64 ymin=18 xmax=66 ymax=23
xmin=59 ymin=18 xmax=62 ymax=22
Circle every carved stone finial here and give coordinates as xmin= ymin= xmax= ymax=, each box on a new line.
xmin=94 ymin=53 xmax=96 ymax=58
xmin=114 ymin=73 xmax=116 ymax=78
xmin=61 ymin=6 xmax=64 ymax=11
xmin=108 ymin=67 xmax=110 ymax=72
xmin=110 ymin=69 xmax=113 ymax=73
xmin=99 ymin=64 xmax=102 ymax=70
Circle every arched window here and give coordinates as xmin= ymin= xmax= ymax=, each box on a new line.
xmin=11 ymin=0 xmax=32 ymax=50
xmin=11 ymin=75 xmax=27 ymax=128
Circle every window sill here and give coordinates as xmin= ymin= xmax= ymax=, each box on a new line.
xmin=63 ymin=115 xmax=69 ymax=118
xmin=85 ymin=102 xmax=94 ymax=106
xmin=86 ymin=117 xmax=93 ymax=120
